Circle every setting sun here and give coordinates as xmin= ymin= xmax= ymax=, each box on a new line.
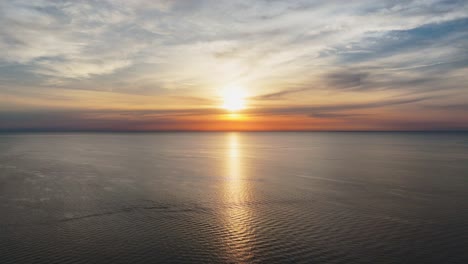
xmin=1 ymin=1 xmax=468 ymax=263
xmin=222 ymin=85 xmax=246 ymax=111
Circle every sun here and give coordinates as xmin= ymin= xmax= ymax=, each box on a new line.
xmin=222 ymin=85 xmax=246 ymax=111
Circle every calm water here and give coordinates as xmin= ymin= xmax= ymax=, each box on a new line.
xmin=0 ymin=132 xmax=467 ymax=263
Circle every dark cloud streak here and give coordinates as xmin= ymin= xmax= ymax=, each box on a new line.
xmin=252 ymin=87 xmax=312 ymax=100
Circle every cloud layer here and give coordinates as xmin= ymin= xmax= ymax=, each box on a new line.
xmin=0 ymin=0 xmax=467 ymax=130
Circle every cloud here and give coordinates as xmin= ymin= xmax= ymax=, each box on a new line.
xmin=0 ymin=95 xmax=434 ymax=130
xmin=325 ymin=70 xmax=370 ymax=90
xmin=335 ymin=18 xmax=468 ymax=65
xmin=308 ymin=112 xmax=367 ymax=119
xmin=247 ymin=96 xmax=431 ymax=117
xmin=423 ymin=103 xmax=468 ymax=111
xmin=252 ymin=87 xmax=311 ymax=100
xmin=0 ymin=0 xmax=467 ymax=130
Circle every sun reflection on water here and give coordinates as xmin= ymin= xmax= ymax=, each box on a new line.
xmin=224 ymin=133 xmax=254 ymax=263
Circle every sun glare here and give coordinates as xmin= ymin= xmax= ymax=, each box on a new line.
xmin=222 ymin=85 xmax=246 ymax=111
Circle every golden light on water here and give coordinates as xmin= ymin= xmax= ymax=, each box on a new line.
xmin=224 ymin=133 xmax=254 ymax=262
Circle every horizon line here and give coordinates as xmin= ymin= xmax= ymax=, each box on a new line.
xmin=1 ymin=130 xmax=467 ymax=133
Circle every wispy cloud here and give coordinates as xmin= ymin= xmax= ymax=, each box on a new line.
xmin=0 ymin=0 xmax=467 ymax=130
xmin=252 ymin=87 xmax=312 ymax=100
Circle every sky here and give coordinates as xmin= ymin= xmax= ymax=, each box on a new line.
xmin=1 ymin=0 xmax=467 ymax=131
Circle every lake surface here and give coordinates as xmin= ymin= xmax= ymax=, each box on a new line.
xmin=0 ymin=132 xmax=467 ymax=263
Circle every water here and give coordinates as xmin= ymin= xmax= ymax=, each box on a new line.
xmin=0 ymin=132 xmax=467 ymax=263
